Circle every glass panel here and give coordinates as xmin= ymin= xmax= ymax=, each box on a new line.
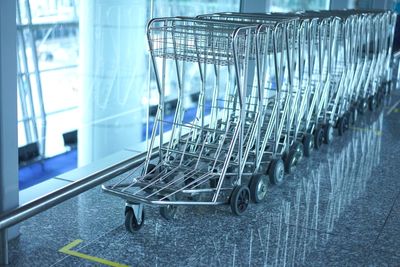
xmin=270 ymin=0 xmax=329 ymax=12
xmin=40 ymin=68 xmax=78 ymax=114
xmin=17 ymin=0 xmax=241 ymax=190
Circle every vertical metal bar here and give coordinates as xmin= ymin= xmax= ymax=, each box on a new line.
xmin=0 ymin=230 xmax=8 ymax=265
xmin=159 ymin=20 xmax=167 ymax=161
xmin=25 ymin=0 xmax=47 ymax=155
xmin=0 ymin=0 xmax=17 ymax=263
xmin=16 ymin=2 xmax=39 ymax=144
xmin=17 ymin=59 xmax=33 ymax=143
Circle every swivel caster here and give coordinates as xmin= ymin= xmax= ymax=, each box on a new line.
xmin=302 ymin=133 xmax=314 ymax=157
xmin=284 ymin=148 xmax=298 ymax=174
xmin=268 ymin=158 xmax=284 ymax=185
xmin=230 ymin=185 xmax=250 ymax=216
xmin=358 ymin=98 xmax=368 ymax=114
xmin=249 ymin=174 xmax=268 ymax=203
xmin=160 ymin=198 xmax=178 ymax=220
xmin=323 ymin=124 xmax=333 ymax=144
xmin=125 ymin=203 xmax=144 ymax=233
xmin=314 ymin=127 xmax=324 ymax=150
xmin=337 ymin=115 xmax=348 ymax=136
xmin=291 ymin=141 xmax=304 ymax=163
xmin=368 ymin=95 xmax=377 ymax=112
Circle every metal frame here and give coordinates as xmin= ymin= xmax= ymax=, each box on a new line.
xmin=103 ymin=17 xmax=266 ymax=207
xmin=0 ymin=0 xmax=18 ymax=264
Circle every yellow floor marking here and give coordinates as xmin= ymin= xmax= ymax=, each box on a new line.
xmin=386 ymin=99 xmax=400 ymax=115
xmin=59 ymin=239 xmax=129 ymax=267
xmin=349 ymin=126 xmax=382 ymax=136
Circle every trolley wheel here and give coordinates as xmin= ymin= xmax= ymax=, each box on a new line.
xmin=291 ymin=142 xmax=304 ymax=163
xmin=284 ymin=149 xmax=297 ymax=174
xmin=230 ymin=185 xmax=250 ymax=216
xmin=376 ymin=92 xmax=383 ymax=108
xmin=368 ymin=95 xmax=377 ymax=111
xmin=358 ymin=98 xmax=368 ymax=114
xmin=125 ymin=208 xmax=144 ymax=233
xmin=302 ymin=133 xmax=314 ymax=157
xmin=160 ymin=203 xmax=177 ymax=220
xmin=209 ymin=168 xmax=220 ymax=188
xmin=380 ymin=90 xmax=385 ymax=104
xmin=344 ymin=112 xmax=350 ymax=130
xmin=323 ymin=124 xmax=333 ymax=145
xmin=314 ymin=127 xmax=324 ymax=150
xmin=146 ymin=163 xmax=158 ymax=175
xmin=249 ymin=174 xmax=268 ymax=203
xmin=268 ymin=158 xmax=284 ymax=185
xmin=349 ymin=106 xmax=358 ymax=125
xmin=337 ymin=115 xmax=348 ymax=136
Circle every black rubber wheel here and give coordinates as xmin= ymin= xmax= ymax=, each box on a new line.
xmin=230 ymin=185 xmax=250 ymax=216
xmin=344 ymin=112 xmax=350 ymax=130
xmin=376 ymin=92 xmax=383 ymax=108
xmin=323 ymin=123 xmax=333 ymax=144
xmin=146 ymin=163 xmax=158 ymax=175
xmin=291 ymin=141 xmax=304 ymax=163
xmin=302 ymin=133 xmax=314 ymax=157
xmin=314 ymin=127 xmax=324 ymax=150
xmin=268 ymin=158 xmax=285 ymax=185
xmin=349 ymin=106 xmax=358 ymax=125
xmin=159 ymin=198 xmax=177 ymax=220
xmin=337 ymin=115 xmax=348 ymax=136
xmin=358 ymin=98 xmax=368 ymax=114
xmin=209 ymin=168 xmax=220 ymax=188
xmin=249 ymin=174 xmax=268 ymax=203
xmin=125 ymin=208 xmax=144 ymax=233
xmin=368 ymin=95 xmax=376 ymax=111
xmin=284 ymin=149 xmax=297 ymax=174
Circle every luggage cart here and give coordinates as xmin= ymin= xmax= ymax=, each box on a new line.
xmin=308 ymin=10 xmax=396 ymax=124
xmin=102 ymin=17 xmax=271 ymax=232
xmin=197 ymin=12 xmax=309 ymax=182
xmin=101 ymin=10 xmax=396 ymax=234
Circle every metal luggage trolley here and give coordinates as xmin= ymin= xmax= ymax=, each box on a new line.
xmin=297 ymin=12 xmax=350 ymax=141
xmin=197 ymin=12 xmax=309 ymax=184
xmin=307 ymin=10 xmax=396 ymax=127
xmin=102 ymin=17 xmax=271 ymax=232
xmin=358 ymin=11 xmax=397 ymax=110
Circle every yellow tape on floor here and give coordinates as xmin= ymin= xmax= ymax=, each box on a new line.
xmin=349 ymin=126 xmax=382 ymax=136
xmin=59 ymin=239 xmax=129 ymax=267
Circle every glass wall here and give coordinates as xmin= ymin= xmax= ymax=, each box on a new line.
xmin=16 ymin=0 xmax=240 ymax=188
xmin=270 ymin=0 xmax=329 ymax=12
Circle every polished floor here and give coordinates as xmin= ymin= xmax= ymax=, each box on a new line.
xmin=5 ymin=89 xmax=400 ymax=266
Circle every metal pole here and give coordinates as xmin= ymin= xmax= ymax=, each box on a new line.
xmin=24 ymin=0 xmax=47 ymax=155
xmin=0 ymin=230 xmax=8 ymax=265
xmin=0 ymin=149 xmax=156 ymax=231
xmin=0 ymin=0 xmax=18 ymax=264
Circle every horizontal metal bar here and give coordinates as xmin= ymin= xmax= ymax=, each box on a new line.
xmin=0 ymin=147 xmax=158 ymax=231
xmin=17 ymin=21 xmax=78 ymax=29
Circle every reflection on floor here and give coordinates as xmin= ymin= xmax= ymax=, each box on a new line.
xmin=6 ymin=91 xmax=400 ymax=267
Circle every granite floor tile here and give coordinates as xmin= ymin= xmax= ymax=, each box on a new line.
xmin=372 ymin=194 xmax=400 ymax=258
xmin=3 ymin=93 xmax=400 ymax=266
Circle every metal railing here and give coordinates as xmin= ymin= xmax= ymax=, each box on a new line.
xmin=0 ymin=148 xmax=157 ymax=265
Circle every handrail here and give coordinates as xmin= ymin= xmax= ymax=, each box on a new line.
xmin=0 ymin=147 xmax=157 ymax=231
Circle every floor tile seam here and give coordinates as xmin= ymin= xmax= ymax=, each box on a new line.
xmin=372 ymin=189 xmax=400 ymax=245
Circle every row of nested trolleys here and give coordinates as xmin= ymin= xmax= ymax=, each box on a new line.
xmin=102 ymin=9 xmax=397 ymax=233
